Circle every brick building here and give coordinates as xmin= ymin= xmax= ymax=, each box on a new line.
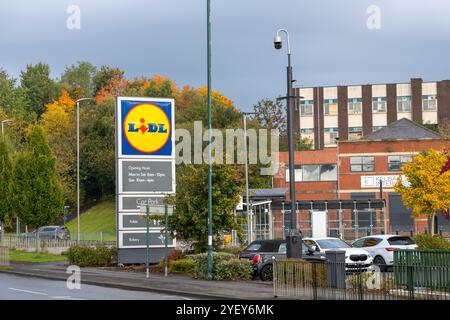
xmin=293 ymin=78 xmax=450 ymax=150
xmin=272 ymin=118 xmax=450 ymax=240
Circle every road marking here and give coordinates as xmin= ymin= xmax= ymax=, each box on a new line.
xmin=8 ymin=288 xmax=48 ymax=296
xmin=51 ymin=296 xmax=87 ymax=300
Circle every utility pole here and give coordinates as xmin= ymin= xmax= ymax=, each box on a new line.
xmin=274 ymin=29 xmax=302 ymax=258
xmin=206 ymin=0 xmax=213 ymax=280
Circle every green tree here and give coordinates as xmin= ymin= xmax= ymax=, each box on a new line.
xmin=168 ymin=164 xmax=244 ymax=252
xmin=252 ymin=98 xmax=286 ymax=133
xmin=20 ymin=63 xmax=58 ymax=117
xmin=60 ymin=61 xmax=97 ymax=100
xmin=12 ymin=125 xmax=64 ymax=229
xmin=0 ymin=137 xmax=13 ymax=224
xmin=0 ymin=69 xmax=27 ymax=116
xmin=395 ymin=149 xmax=450 ymax=235
xmin=79 ymin=100 xmax=115 ymax=202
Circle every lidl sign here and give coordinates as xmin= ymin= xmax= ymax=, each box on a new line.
xmin=116 ymin=96 xmax=176 ymax=261
xmin=117 ymin=97 xmax=174 ymax=157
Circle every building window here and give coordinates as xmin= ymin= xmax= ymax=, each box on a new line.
xmin=285 ymin=165 xmax=302 ymax=182
xmin=348 ymin=127 xmax=363 ymax=141
xmin=372 ymin=126 xmax=385 ymax=132
xmin=348 ymin=98 xmax=362 ymax=114
xmin=397 ymin=96 xmax=412 ymax=112
xmin=323 ymin=99 xmax=338 ymax=115
xmin=319 ymin=164 xmax=337 ymax=181
xmin=300 ymin=100 xmax=314 ymax=116
xmin=372 ymin=97 xmax=386 ymax=113
xmin=422 ymin=95 xmax=437 ymax=111
xmin=388 ymin=155 xmax=413 ymax=171
xmin=350 ymin=156 xmax=375 ymax=172
xmin=300 ymin=128 xmax=314 ymax=142
xmin=286 ymin=164 xmax=337 ymax=182
xmin=324 ymin=128 xmax=339 ymax=145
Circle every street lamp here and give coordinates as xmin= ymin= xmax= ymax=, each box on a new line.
xmin=1 ymin=119 xmax=13 ymax=135
xmin=1 ymin=120 xmax=17 ymax=235
xmin=242 ymin=112 xmax=256 ymax=244
xmin=273 ymin=28 xmax=302 ymax=258
xmin=76 ymin=98 xmax=93 ymax=243
xmin=206 ymin=0 xmax=213 ymax=280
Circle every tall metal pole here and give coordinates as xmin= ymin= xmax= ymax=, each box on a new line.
xmin=164 ymin=204 xmax=169 ymax=277
xmin=146 ymin=204 xmax=150 ymax=278
xmin=286 ymin=52 xmax=297 ymax=234
xmin=275 ymin=29 xmax=301 ymax=258
xmin=206 ymin=0 xmax=213 ymax=280
xmin=76 ymin=98 xmax=92 ymax=243
xmin=243 ymin=113 xmax=252 ymax=244
xmin=77 ymin=100 xmax=80 ymax=243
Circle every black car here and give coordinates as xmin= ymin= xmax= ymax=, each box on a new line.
xmin=239 ymin=240 xmax=326 ymax=281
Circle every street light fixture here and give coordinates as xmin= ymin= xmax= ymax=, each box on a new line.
xmin=76 ymin=98 xmax=93 ymax=243
xmin=1 ymin=119 xmax=13 ymax=135
xmin=1 ymin=119 xmax=18 ymax=235
xmin=273 ymin=28 xmax=302 ymax=258
xmin=242 ymin=112 xmax=256 ymax=244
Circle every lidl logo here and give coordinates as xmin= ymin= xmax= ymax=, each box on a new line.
xmin=120 ymin=99 xmax=173 ymax=156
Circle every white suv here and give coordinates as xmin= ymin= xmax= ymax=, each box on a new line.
xmin=303 ymin=237 xmax=373 ymax=268
xmin=351 ymin=235 xmax=418 ymax=269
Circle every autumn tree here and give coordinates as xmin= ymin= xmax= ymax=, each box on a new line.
xmin=395 ymin=149 xmax=450 ymax=235
xmin=41 ymin=90 xmax=77 ymax=206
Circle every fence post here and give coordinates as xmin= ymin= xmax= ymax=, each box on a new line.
xmin=312 ymin=262 xmax=318 ymax=300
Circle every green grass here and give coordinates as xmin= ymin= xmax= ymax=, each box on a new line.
xmin=66 ymin=200 xmax=116 ymax=241
xmin=10 ymin=250 xmax=68 ymax=263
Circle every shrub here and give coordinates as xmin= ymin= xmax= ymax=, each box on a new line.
xmin=189 ymin=252 xmax=252 ymax=280
xmin=171 ymin=259 xmax=195 ymax=274
xmin=214 ymin=259 xmax=252 ymax=281
xmin=155 ymin=250 xmax=186 ymax=272
xmin=66 ymin=245 xmax=117 ymax=267
xmin=412 ymin=234 xmax=450 ymax=250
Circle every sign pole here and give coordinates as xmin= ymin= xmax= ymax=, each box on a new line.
xmin=164 ymin=204 xmax=169 ymax=277
xmin=146 ymin=204 xmax=150 ymax=279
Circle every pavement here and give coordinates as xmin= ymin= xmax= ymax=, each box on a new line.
xmin=0 ymin=273 xmax=193 ymax=300
xmin=0 ymin=261 xmax=275 ymax=300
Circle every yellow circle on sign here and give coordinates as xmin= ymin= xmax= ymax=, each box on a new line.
xmin=123 ymin=103 xmax=171 ymax=154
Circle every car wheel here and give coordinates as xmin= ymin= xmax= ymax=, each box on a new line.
xmin=373 ymin=256 xmax=387 ymax=272
xmin=260 ymin=264 xmax=273 ymax=281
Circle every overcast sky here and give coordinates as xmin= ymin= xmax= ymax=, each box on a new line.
xmin=0 ymin=0 xmax=449 ymax=111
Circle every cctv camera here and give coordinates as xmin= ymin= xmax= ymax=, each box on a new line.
xmin=274 ymin=35 xmax=282 ymax=49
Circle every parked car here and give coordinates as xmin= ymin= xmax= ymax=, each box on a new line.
xmin=239 ymin=239 xmax=326 ymax=281
xmin=23 ymin=226 xmax=70 ymax=240
xmin=303 ymin=237 xmax=373 ymax=270
xmin=351 ymin=235 xmax=418 ymax=270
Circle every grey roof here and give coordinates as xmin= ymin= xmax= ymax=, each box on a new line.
xmin=363 ymin=118 xmax=442 ymax=140
xmin=246 ymin=188 xmax=287 ymax=199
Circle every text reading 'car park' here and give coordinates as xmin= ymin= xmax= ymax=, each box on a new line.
xmin=116 ymin=97 xmax=176 ymax=264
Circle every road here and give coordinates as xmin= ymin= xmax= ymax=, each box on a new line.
xmin=0 ymin=273 xmax=193 ymax=300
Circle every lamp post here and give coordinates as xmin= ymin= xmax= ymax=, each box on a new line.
xmin=273 ymin=29 xmax=302 ymax=258
xmin=76 ymin=98 xmax=93 ymax=243
xmin=1 ymin=119 xmax=13 ymax=136
xmin=242 ymin=112 xmax=256 ymax=244
xmin=206 ymin=0 xmax=213 ymax=280
xmin=1 ymin=120 xmax=17 ymax=235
